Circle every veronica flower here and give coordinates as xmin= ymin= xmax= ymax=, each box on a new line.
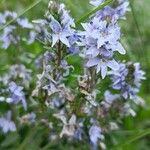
xmin=89 ymin=125 xmax=103 ymax=149
xmin=101 ymin=90 xmax=120 ymax=108
xmin=68 ymin=33 xmax=80 ymax=54
xmin=47 ymin=3 xmax=76 ymax=48
xmin=53 ymin=113 xmax=77 ymax=138
xmin=116 ymin=1 xmax=130 ymax=19
xmin=0 ymin=11 xmax=35 ymax=49
xmin=7 ymin=82 xmax=27 ymax=110
xmin=0 ymin=13 xmax=6 ymax=24
xmin=0 ymin=111 xmax=16 ymax=133
xmin=17 ymin=18 xmax=33 ymax=29
xmin=81 ymin=18 xmax=125 ymax=53
xmin=90 ymin=0 xmax=105 ymax=6
xmin=0 ymin=25 xmax=18 ymax=49
xmin=50 ymin=17 xmax=71 ymax=47
xmin=4 ymin=11 xmax=17 ymax=20
xmin=110 ymin=62 xmax=145 ymax=100
xmin=74 ymin=126 xmax=83 ymax=141
xmin=59 ymin=4 xmax=75 ymax=27
xmin=121 ymin=103 xmax=136 ymax=117
xmin=20 ymin=112 xmax=36 ymax=124
xmin=80 ymin=15 xmax=125 ymax=78
xmin=0 ymin=64 xmax=32 ymax=88
xmin=87 ymin=58 xmax=119 ymax=79
xmin=134 ymin=63 xmax=145 ymax=88
xmin=90 ymin=0 xmax=129 ymax=23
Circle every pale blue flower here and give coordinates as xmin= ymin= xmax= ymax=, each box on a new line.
xmin=90 ymin=0 xmax=105 ymax=6
xmin=110 ymin=62 xmax=145 ymax=100
xmin=89 ymin=125 xmax=103 ymax=148
xmin=4 ymin=11 xmax=17 ymax=20
xmin=0 ymin=25 xmax=18 ymax=49
xmin=74 ymin=127 xmax=83 ymax=141
xmin=0 ymin=111 xmax=16 ymax=133
xmin=47 ymin=4 xmax=76 ymax=48
xmin=134 ymin=63 xmax=146 ymax=88
xmin=8 ymin=82 xmax=27 ymax=110
xmin=79 ymin=15 xmax=125 ymax=78
xmin=90 ymin=0 xmax=130 ymax=23
xmin=20 ymin=112 xmax=36 ymax=124
xmin=104 ymin=90 xmax=120 ymax=104
xmin=86 ymin=58 xmax=119 ymax=79
xmin=59 ymin=4 xmax=75 ymax=27
xmin=0 ymin=64 xmax=32 ymax=88
xmin=68 ymin=33 xmax=80 ymax=53
xmin=17 ymin=18 xmax=33 ymax=29
xmin=50 ymin=17 xmax=71 ymax=47
xmin=0 ymin=11 xmax=35 ymax=49
xmin=116 ymin=1 xmax=130 ymax=19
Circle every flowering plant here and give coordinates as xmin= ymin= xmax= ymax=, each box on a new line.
xmin=0 ymin=0 xmax=146 ymax=149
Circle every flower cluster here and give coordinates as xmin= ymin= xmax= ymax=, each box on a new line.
xmin=0 ymin=111 xmax=16 ymax=133
xmin=0 ymin=81 xmax=27 ymax=110
xmin=32 ymin=2 xmax=79 ymax=54
xmin=0 ymin=11 xmax=35 ymax=49
xmin=0 ymin=64 xmax=32 ymax=87
xmin=110 ymin=62 xmax=145 ymax=100
xmin=80 ymin=0 xmax=128 ymax=79
xmin=90 ymin=0 xmax=130 ymax=23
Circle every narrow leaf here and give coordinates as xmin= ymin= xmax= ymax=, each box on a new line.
xmin=111 ymin=128 xmax=150 ymax=149
xmin=75 ymin=0 xmax=113 ymax=26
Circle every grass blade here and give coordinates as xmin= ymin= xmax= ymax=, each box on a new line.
xmin=111 ymin=128 xmax=150 ymax=149
xmin=75 ymin=0 xmax=113 ymax=26
xmin=0 ymin=0 xmax=44 ymax=31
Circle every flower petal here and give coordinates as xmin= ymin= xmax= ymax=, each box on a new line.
xmin=101 ymin=62 xmax=107 ymax=79
xmin=52 ymin=34 xmax=59 ymax=47
xmin=60 ymin=35 xmax=70 ymax=47
xmin=107 ymin=59 xmax=119 ymax=70
xmin=86 ymin=58 xmax=99 ymax=67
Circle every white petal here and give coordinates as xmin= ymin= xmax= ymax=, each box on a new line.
xmin=101 ymin=62 xmax=107 ymax=79
xmin=97 ymin=37 xmax=105 ymax=48
xmin=69 ymin=114 xmax=76 ymax=125
xmin=86 ymin=58 xmax=99 ymax=67
xmin=96 ymin=62 xmax=101 ymax=73
xmin=60 ymin=35 xmax=70 ymax=47
xmin=52 ymin=34 xmax=59 ymax=47
xmin=53 ymin=113 xmax=67 ymax=124
xmin=86 ymin=47 xmax=99 ymax=57
xmin=107 ymin=60 xmax=119 ymax=70
xmin=81 ymin=23 xmax=88 ymax=30
xmin=116 ymin=42 xmax=126 ymax=54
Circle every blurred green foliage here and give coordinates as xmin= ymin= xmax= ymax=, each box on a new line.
xmin=0 ymin=0 xmax=150 ymax=149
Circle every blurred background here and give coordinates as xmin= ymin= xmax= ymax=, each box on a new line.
xmin=0 ymin=0 xmax=150 ymax=149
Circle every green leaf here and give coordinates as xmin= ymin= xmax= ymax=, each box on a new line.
xmin=111 ymin=128 xmax=150 ymax=149
xmin=1 ymin=133 xmax=19 ymax=148
xmin=75 ymin=0 xmax=114 ymax=26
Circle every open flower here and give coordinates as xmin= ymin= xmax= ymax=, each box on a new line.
xmin=53 ymin=113 xmax=77 ymax=138
xmin=79 ymin=16 xmax=125 ymax=79
xmin=89 ymin=125 xmax=104 ymax=147
xmin=0 ymin=111 xmax=16 ymax=133
xmin=8 ymin=82 xmax=27 ymax=110
xmin=90 ymin=0 xmax=105 ymax=6
xmin=110 ymin=62 xmax=145 ymax=100
xmin=50 ymin=17 xmax=71 ymax=47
